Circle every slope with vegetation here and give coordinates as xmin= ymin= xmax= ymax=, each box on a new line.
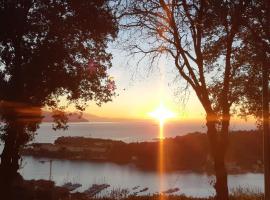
xmin=22 ymin=130 xmax=263 ymax=173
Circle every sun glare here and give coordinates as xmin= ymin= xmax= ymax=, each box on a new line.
xmin=149 ymin=103 xmax=176 ymax=124
xmin=149 ymin=103 xmax=176 ymax=196
xmin=149 ymin=103 xmax=176 ymax=140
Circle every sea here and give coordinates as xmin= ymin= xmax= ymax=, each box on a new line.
xmin=1 ymin=121 xmax=262 ymax=197
xmin=33 ymin=120 xmax=256 ymax=143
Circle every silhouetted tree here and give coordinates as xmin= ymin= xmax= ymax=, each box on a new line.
xmin=240 ymin=35 xmax=270 ymax=200
xmin=237 ymin=0 xmax=269 ymax=120
xmin=0 ymin=0 xmax=118 ymax=195
xmin=234 ymin=1 xmax=270 ymax=198
xmin=117 ymin=1 xmax=248 ymax=199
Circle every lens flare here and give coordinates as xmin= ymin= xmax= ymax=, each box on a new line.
xmin=148 ymin=103 xmax=175 ymax=139
xmin=159 ymin=124 xmax=165 ymax=199
xmin=149 ymin=103 xmax=176 ymax=198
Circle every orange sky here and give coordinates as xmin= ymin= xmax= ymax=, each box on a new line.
xmin=84 ymin=49 xmax=205 ymax=121
xmin=83 ymin=46 xmax=256 ymax=127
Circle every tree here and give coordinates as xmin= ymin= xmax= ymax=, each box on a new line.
xmin=238 ymin=32 xmax=270 ymax=200
xmin=235 ymin=1 xmax=270 ymax=199
xmin=262 ymin=54 xmax=270 ymax=200
xmin=117 ymin=0 xmax=247 ymax=199
xmin=0 ymin=0 xmax=118 ymax=194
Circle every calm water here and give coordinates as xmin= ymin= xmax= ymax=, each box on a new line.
xmin=1 ymin=121 xmax=259 ymax=197
xmin=33 ymin=121 xmax=204 ymax=143
xmin=20 ymin=156 xmax=263 ymax=197
xmin=33 ymin=121 xmax=255 ymax=143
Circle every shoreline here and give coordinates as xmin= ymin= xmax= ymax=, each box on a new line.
xmin=21 ymin=131 xmax=264 ymax=174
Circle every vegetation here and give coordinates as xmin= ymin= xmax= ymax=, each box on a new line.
xmin=5 ymin=177 xmax=264 ymax=200
xmin=23 ymin=130 xmax=263 ymax=173
xmin=0 ymin=0 xmax=268 ymax=199
xmin=0 ymin=0 xmax=118 ymax=198
xmin=115 ymin=1 xmax=270 ymax=199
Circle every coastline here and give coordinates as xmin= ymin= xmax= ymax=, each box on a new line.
xmin=21 ymin=131 xmax=264 ymax=174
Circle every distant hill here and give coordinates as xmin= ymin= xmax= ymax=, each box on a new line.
xmin=42 ymin=111 xmax=89 ymax=122
xmin=42 ymin=111 xmax=138 ymax=123
xmin=82 ymin=113 xmax=139 ymax=122
xmin=82 ymin=113 xmax=112 ymax=122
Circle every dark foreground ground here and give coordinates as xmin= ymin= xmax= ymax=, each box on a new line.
xmin=4 ymin=177 xmax=263 ymax=200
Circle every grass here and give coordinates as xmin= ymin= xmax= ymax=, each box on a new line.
xmin=70 ymin=187 xmax=263 ymax=200
xmin=229 ymin=187 xmax=263 ymax=200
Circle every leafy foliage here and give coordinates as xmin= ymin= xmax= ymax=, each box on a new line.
xmin=0 ymin=0 xmax=118 ymax=181
xmin=0 ymin=0 xmax=118 ymax=136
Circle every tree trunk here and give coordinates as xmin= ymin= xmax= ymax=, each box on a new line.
xmin=0 ymin=123 xmax=21 ymax=179
xmin=263 ymin=61 xmax=270 ymax=200
xmin=0 ymin=125 xmax=16 ymax=176
xmin=0 ymin=126 xmax=16 ymax=199
xmin=214 ymin=153 xmax=229 ymax=200
xmin=206 ymin=114 xmax=229 ymax=200
xmin=0 ymin=121 xmax=24 ymax=199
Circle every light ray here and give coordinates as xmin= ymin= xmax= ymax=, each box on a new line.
xmin=159 ymin=123 xmax=165 ymax=199
xmin=148 ymin=103 xmax=175 ymax=139
xmin=148 ymin=103 xmax=175 ymax=198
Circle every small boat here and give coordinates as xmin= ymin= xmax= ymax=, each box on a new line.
xmin=62 ymin=182 xmax=82 ymax=191
xmin=132 ymin=192 xmax=138 ymax=196
xmin=84 ymin=183 xmax=110 ymax=197
xmin=132 ymin=186 xmax=140 ymax=190
xmin=162 ymin=187 xmax=180 ymax=194
xmin=139 ymin=187 xmax=148 ymax=193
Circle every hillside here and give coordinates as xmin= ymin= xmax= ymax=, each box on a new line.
xmin=42 ymin=111 xmax=89 ymax=122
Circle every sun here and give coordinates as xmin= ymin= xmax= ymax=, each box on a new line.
xmin=149 ymin=103 xmax=176 ymax=140
xmin=148 ymin=103 xmax=176 ymax=125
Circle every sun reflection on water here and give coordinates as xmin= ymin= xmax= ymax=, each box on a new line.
xmin=158 ymin=121 xmax=165 ymax=199
xmin=148 ymin=103 xmax=175 ymax=199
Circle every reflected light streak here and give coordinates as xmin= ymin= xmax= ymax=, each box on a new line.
xmin=149 ymin=103 xmax=175 ymax=199
xmin=158 ymin=120 xmax=165 ymax=200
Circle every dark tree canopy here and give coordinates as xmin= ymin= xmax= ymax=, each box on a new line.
xmin=116 ymin=1 xmax=253 ymax=199
xmin=0 ymin=0 xmax=118 ymax=186
xmin=0 ymin=0 xmax=118 ymax=131
xmin=231 ymin=0 xmax=270 ymax=125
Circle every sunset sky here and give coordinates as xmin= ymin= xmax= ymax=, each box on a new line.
xmin=85 ymin=45 xmax=208 ymax=121
xmin=83 ymin=45 xmax=256 ymax=127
